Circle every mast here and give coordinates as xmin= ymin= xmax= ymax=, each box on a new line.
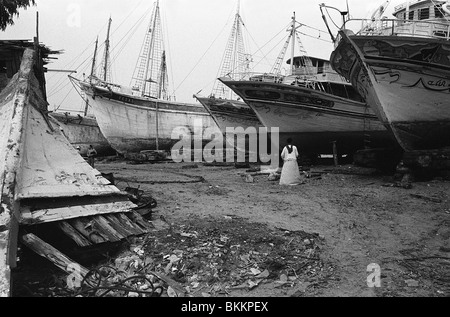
xmin=290 ymin=12 xmax=296 ymax=76
xmin=84 ymin=37 xmax=99 ymax=116
xmin=90 ymin=37 xmax=99 ymax=83
xmin=212 ymin=0 xmax=247 ymax=99
xmin=103 ymin=17 xmax=112 ymax=82
xmin=131 ymin=0 xmax=166 ymax=99
xmin=143 ymin=0 xmax=159 ymax=97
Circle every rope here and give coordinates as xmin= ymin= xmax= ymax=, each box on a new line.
xmin=116 ymin=171 xmax=205 ymax=185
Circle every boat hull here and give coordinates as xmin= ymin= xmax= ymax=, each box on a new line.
xmin=331 ymin=33 xmax=450 ymax=151
xmin=220 ymin=79 xmax=397 ymax=155
xmin=194 ymin=95 xmax=268 ymax=157
xmin=81 ymin=84 xmax=222 ymax=154
xmin=49 ymin=112 xmax=115 ymax=156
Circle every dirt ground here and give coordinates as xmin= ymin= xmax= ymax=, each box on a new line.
xmin=12 ymin=157 xmax=450 ymax=297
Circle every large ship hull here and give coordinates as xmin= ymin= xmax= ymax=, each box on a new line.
xmin=80 ymin=83 xmax=221 ymax=155
xmin=331 ymin=32 xmax=450 ymax=151
xmin=220 ymin=78 xmax=397 ymax=156
xmin=48 ymin=112 xmax=115 ymax=156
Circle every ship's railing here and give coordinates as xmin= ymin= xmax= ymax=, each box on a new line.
xmin=338 ymin=18 xmax=450 ymax=42
xmin=231 ymin=72 xmax=349 ymax=86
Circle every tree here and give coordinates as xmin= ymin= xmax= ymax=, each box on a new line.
xmin=0 ymin=0 xmax=36 ymax=31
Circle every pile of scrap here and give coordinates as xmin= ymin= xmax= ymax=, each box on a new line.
xmin=0 ymin=45 xmax=151 ymax=297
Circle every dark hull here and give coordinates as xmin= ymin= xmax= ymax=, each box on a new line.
xmin=220 ymin=78 xmax=397 ymax=155
xmin=49 ymin=112 xmax=115 ymax=156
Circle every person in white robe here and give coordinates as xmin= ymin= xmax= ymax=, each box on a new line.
xmin=279 ymin=138 xmax=301 ymax=186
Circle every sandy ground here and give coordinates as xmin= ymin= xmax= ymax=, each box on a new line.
xmin=90 ymin=158 xmax=450 ymax=297
xmin=12 ymin=157 xmax=450 ymax=297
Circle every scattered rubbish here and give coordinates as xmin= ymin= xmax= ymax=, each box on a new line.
xmin=410 ymin=194 xmax=442 ymax=204
xmin=256 ymin=270 xmax=270 ymax=279
xmin=250 ymin=268 xmax=262 ymax=276
xmin=125 ymin=186 xmax=157 ymax=219
xmin=101 ymin=172 xmax=115 ymax=185
xmin=405 ymin=279 xmax=419 ymax=287
xmin=244 ymin=174 xmax=254 ymax=183
xmin=268 ymin=172 xmax=280 ymax=181
xmin=235 ymin=162 xmax=250 ymax=169
xmin=182 ymin=164 xmax=199 ymax=169
xmin=167 ymin=286 xmax=178 ymax=297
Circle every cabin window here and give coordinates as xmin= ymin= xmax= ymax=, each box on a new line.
xmin=245 ymin=90 xmax=281 ymax=100
xmin=408 ymin=10 xmax=415 ymax=20
xmin=317 ymin=60 xmax=324 ymax=74
xmin=419 ymin=7 xmax=430 ymax=20
xmin=435 ymin=5 xmax=445 ymax=18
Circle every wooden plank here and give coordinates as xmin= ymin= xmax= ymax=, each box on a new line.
xmin=115 ymin=213 xmax=146 ymax=235
xmin=0 ymin=230 xmax=11 ymax=298
xmin=21 ymin=233 xmax=90 ymax=281
xmin=16 ymin=186 xmax=122 ymax=200
xmin=103 ymin=214 xmax=137 ymax=238
xmin=58 ymin=222 xmax=92 ymax=247
xmin=7 ymin=215 xmax=20 ymax=269
xmin=127 ymin=211 xmax=154 ymax=231
xmin=68 ymin=218 xmax=108 ymax=245
xmin=20 ymin=200 xmax=137 ymax=225
xmin=91 ymin=216 xmax=123 ymax=242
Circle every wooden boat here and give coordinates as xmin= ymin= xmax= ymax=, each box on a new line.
xmin=1 ymin=42 xmax=149 ymax=297
xmin=48 ymin=112 xmax=115 ymax=156
xmin=73 ymin=1 xmax=221 ymax=156
xmin=219 ymin=14 xmax=397 ymax=159
xmin=193 ymin=3 xmax=263 ymax=158
xmin=328 ymin=0 xmax=450 ymax=151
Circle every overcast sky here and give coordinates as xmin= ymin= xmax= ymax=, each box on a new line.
xmin=1 ymin=0 xmax=403 ymax=113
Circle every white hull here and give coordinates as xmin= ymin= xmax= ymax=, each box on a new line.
xmin=332 ymin=33 xmax=450 ymax=151
xmin=82 ymin=85 xmax=221 ymax=154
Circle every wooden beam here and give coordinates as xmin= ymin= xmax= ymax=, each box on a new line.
xmin=115 ymin=213 xmax=146 ymax=235
xmin=68 ymin=218 xmax=108 ymax=245
xmin=91 ymin=216 xmax=123 ymax=242
xmin=0 ymin=231 xmax=11 ymax=297
xmin=103 ymin=214 xmax=137 ymax=238
xmin=20 ymin=200 xmax=136 ymax=225
xmin=58 ymin=222 xmax=92 ymax=247
xmin=21 ymin=233 xmax=90 ymax=282
xmin=128 ymin=212 xmax=154 ymax=231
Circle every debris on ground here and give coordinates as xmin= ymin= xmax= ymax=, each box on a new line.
xmin=13 ymin=216 xmax=328 ymax=297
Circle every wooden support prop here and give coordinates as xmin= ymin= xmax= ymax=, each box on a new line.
xmin=332 ymin=141 xmax=339 ymax=167
xmin=21 ymin=234 xmax=90 ymax=281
